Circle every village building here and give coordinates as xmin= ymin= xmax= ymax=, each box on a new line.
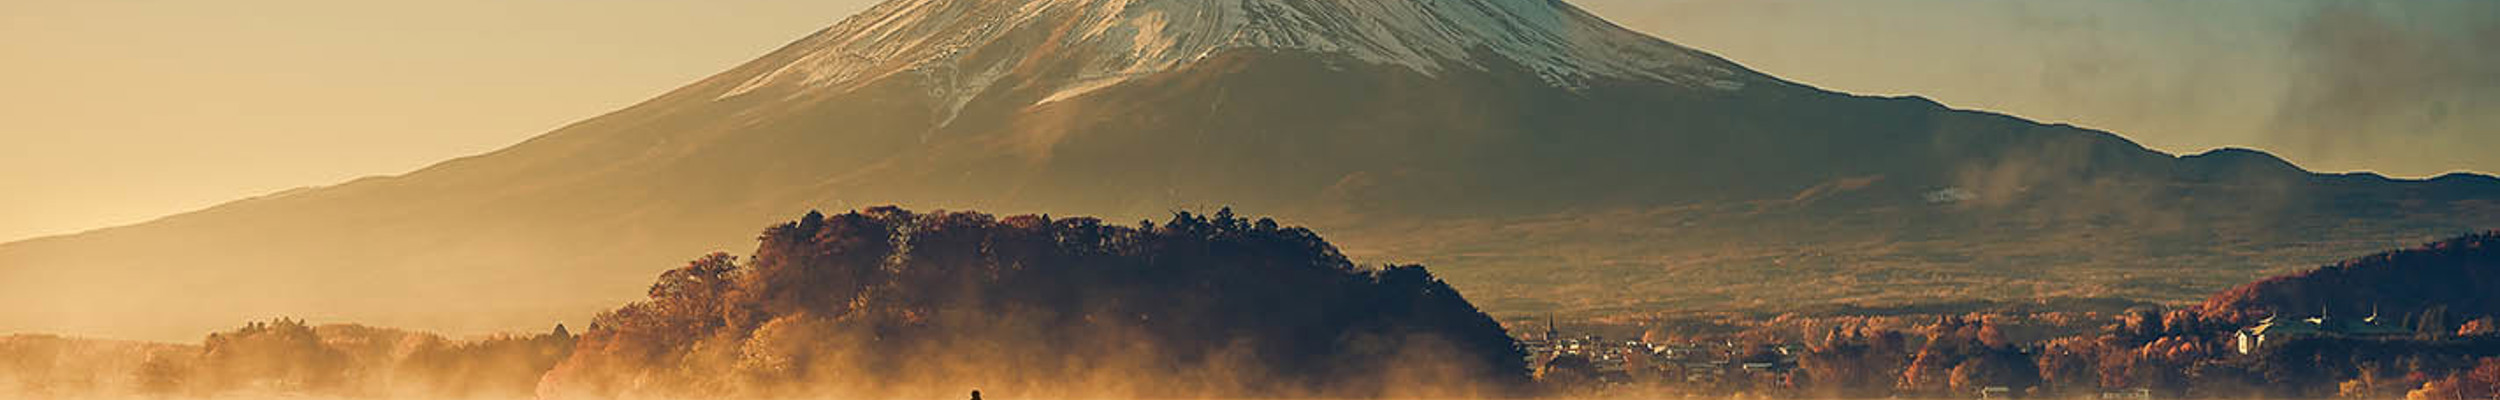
xmin=2234 ymin=310 xmax=2411 ymax=354
xmin=2100 ymin=387 xmax=2153 ymax=400
xmin=1977 ymin=386 xmax=2013 ymax=399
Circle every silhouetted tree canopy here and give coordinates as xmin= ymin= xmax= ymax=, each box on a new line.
xmin=543 ymin=207 xmax=1529 ymax=398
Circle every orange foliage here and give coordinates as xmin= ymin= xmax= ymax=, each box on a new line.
xmin=2409 ymin=358 xmax=2500 ymax=400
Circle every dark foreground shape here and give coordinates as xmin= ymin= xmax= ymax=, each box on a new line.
xmin=540 ymin=207 xmax=1530 ymax=399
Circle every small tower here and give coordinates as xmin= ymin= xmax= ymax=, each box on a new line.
xmin=1545 ymin=314 xmax=1561 ymax=342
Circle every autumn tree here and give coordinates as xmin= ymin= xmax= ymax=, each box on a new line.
xmin=1536 ymin=353 xmax=1600 ymax=392
xmin=2408 ymin=358 xmax=2500 ymax=400
xmin=193 ymin=318 xmax=346 ymax=393
xmin=1901 ymin=316 xmax=2030 ymax=395
xmin=1800 ymin=326 xmax=1906 ymax=397
xmin=1949 ymin=350 xmax=2040 ymax=395
xmin=2460 ymin=317 xmax=2496 ymax=337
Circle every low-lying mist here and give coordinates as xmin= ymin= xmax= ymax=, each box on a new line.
xmin=0 ymin=318 xmax=573 ymax=399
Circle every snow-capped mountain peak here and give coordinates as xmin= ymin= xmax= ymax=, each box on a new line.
xmin=719 ymin=0 xmax=1752 ymax=106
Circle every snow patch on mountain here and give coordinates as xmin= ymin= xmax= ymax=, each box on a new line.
xmin=718 ymin=0 xmax=1752 ymax=110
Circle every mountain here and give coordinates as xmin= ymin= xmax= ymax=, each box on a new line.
xmin=4 ymin=0 xmax=2496 ymax=341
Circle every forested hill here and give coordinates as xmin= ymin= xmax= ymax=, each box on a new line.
xmin=2201 ymin=231 xmax=2500 ymax=325
xmin=540 ymin=207 xmax=1530 ymax=399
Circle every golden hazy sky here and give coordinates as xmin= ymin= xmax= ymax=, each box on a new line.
xmin=2 ymin=0 xmax=2493 ymax=243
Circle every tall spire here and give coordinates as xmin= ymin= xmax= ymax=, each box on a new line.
xmin=1545 ymin=314 xmax=1560 ymax=341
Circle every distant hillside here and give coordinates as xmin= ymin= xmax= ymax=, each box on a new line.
xmin=2200 ymin=231 xmax=2500 ymax=326
xmin=541 ymin=207 xmax=1528 ymax=399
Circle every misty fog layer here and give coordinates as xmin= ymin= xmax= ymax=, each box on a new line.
xmin=1 ymin=319 xmax=573 ymax=399
xmin=539 ymin=207 xmax=1530 ymax=399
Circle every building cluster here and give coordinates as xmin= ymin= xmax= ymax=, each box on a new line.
xmin=2233 ymin=309 xmax=2411 ymax=354
xmin=1511 ymin=305 xmax=2467 ymax=399
xmin=1520 ymin=319 xmax=1801 ymax=390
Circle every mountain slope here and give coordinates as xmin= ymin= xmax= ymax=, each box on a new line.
xmin=4 ymin=0 xmax=2496 ymax=341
